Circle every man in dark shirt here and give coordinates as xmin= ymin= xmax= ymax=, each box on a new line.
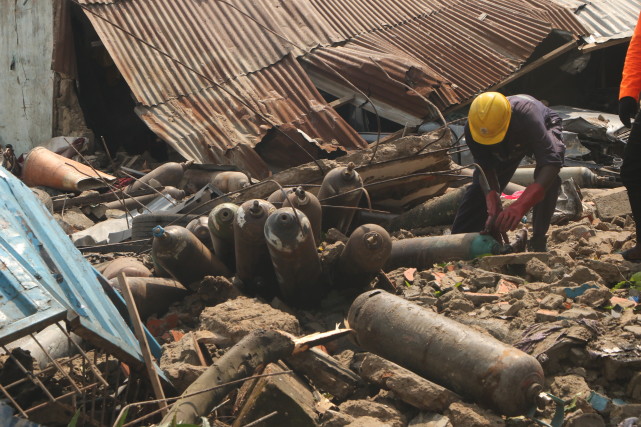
xmin=451 ymin=92 xmax=565 ymax=251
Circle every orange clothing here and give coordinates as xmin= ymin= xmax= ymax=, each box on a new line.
xmin=621 ymin=12 xmax=641 ymax=101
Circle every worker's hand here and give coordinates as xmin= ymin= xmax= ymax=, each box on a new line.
xmin=495 ymin=183 xmax=546 ymax=233
xmin=619 ymin=96 xmax=638 ymax=128
xmin=484 ymin=190 xmax=502 ymax=230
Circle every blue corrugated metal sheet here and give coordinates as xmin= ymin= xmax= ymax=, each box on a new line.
xmin=0 ymin=168 xmax=145 ymax=364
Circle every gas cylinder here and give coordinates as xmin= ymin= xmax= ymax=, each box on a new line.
xmin=110 ymin=276 xmax=188 ymax=320
xmin=347 ymin=290 xmax=545 ymax=416
xmin=102 ymin=257 xmax=152 ymax=280
xmin=336 ymin=224 xmax=391 ymax=289
xmin=210 ymin=171 xmax=250 ymax=193
xmin=316 ymin=162 xmax=363 ymax=234
xmin=187 ymin=216 xmax=212 ymax=249
xmin=266 ymin=187 xmax=293 ymax=208
xmin=208 ymin=203 xmax=238 ymax=269
xmin=282 ymin=187 xmax=322 ymax=245
xmin=233 ymin=199 xmax=277 ymax=294
xmin=386 ymin=232 xmax=501 ymax=271
xmin=510 ymin=166 xmax=614 ymax=188
xmin=152 ymin=225 xmax=231 ymax=285
xmin=130 ymin=161 xmax=192 ymax=191
xmin=264 ymin=208 xmax=323 ymax=307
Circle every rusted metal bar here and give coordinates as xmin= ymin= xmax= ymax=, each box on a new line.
xmin=118 ymin=273 xmax=168 ymax=417
xmin=28 ymin=333 xmax=83 ymax=395
xmin=347 ymin=290 xmax=545 ymax=416
xmin=55 ymin=324 xmax=109 ymax=388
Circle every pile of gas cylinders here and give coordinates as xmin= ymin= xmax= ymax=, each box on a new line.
xmin=151 ymin=163 xmax=392 ymax=308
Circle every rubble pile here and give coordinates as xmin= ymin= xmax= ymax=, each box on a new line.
xmin=0 ymin=130 xmax=639 ymax=427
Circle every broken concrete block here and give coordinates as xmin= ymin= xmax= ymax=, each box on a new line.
xmin=576 ymin=288 xmax=611 ymax=307
xmin=233 ymin=362 xmax=320 ymax=427
xmin=561 ymin=307 xmax=600 ymax=321
xmin=163 ymin=363 xmax=208 ymax=394
xmin=55 ymin=207 xmax=95 ymax=232
xmin=550 ymin=375 xmax=592 ymax=401
xmin=352 ymin=353 xmax=460 ymax=412
xmin=525 ymin=257 xmax=552 ymax=281
xmin=581 ymin=259 xmax=631 ymax=285
xmin=623 ymin=325 xmax=641 ymax=338
xmin=590 ymin=187 xmax=632 ymax=220
xmin=338 ymin=399 xmax=406 ymax=427
xmin=536 ymin=309 xmax=559 ymax=323
xmin=446 ymin=402 xmax=504 ymax=427
xmin=199 ymin=296 xmax=301 ymax=342
xmin=564 ymin=412 xmax=605 ymax=427
xmin=160 ymin=332 xmax=200 ymax=367
xmin=409 ymin=412 xmax=453 ymax=427
xmin=540 ymin=294 xmax=564 ymax=310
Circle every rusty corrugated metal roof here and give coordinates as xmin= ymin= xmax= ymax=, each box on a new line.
xmin=77 ymin=0 xmax=587 ymax=176
xmin=549 ymin=0 xmax=641 ymax=48
xmin=304 ymin=0 xmax=585 ymax=121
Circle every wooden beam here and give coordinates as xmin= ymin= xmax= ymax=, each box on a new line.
xmin=118 ymin=273 xmax=168 ymax=416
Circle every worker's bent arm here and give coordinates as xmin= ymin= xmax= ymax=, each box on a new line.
xmin=534 ymin=164 xmax=561 ymax=191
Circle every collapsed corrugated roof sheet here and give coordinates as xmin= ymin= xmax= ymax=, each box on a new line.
xmin=549 ymin=0 xmax=641 ymax=50
xmin=77 ymin=0 xmax=587 ymax=177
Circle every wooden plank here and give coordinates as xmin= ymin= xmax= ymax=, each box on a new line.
xmin=118 ymin=273 xmax=168 ymax=416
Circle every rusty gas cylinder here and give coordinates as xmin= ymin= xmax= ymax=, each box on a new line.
xmin=386 ymin=232 xmax=501 ymax=271
xmin=110 ymin=276 xmax=188 ymax=320
xmin=129 ymin=161 xmax=192 ymax=192
xmin=266 ymin=187 xmax=293 ymax=208
xmin=316 ymin=162 xmax=363 ymax=234
xmin=102 ymin=257 xmax=152 ymax=280
xmin=233 ymin=199 xmax=277 ymax=294
xmin=347 ymin=290 xmax=545 ymax=416
xmin=187 ymin=216 xmax=212 ymax=249
xmin=337 ymin=224 xmax=391 ymax=289
xmin=208 ymin=202 xmax=238 ymax=269
xmin=264 ymin=207 xmax=322 ymax=307
xmin=282 ymin=186 xmax=322 ymax=245
xmin=152 ymin=225 xmax=231 ymax=285
xmin=104 ymin=186 xmax=186 ymax=211
xmin=210 ymin=171 xmax=250 ymax=193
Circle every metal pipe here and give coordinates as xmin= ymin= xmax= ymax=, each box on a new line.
xmin=509 ymin=166 xmax=616 ymax=188
xmin=385 ymin=232 xmax=501 ymax=271
xmin=264 ymin=208 xmax=322 ymax=307
xmin=347 ymin=290 xmax=544 ymax=416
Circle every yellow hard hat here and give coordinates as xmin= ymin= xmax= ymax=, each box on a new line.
xmin=468 ymin=92 xmax=512 ymax=145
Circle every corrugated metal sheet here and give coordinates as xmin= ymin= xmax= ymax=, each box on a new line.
xmin=0 ymin=168 xmax=146 ymax=364
xmin=304 ymin=0 xmax=584 ymax=118
xmin=78 ymin=0 xmax=587 ymax=175
xmin=549 ymin=0 xmax=641 ymax=46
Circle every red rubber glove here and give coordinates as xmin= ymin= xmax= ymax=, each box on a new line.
xmin=495 ymin=183 xmax=545 ymax=232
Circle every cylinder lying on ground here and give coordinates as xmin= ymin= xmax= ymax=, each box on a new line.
xmin=152 ymin=225 xmax=231 ymax=285
xmin=234 ymin=199 xmax=277 ymax=294
xmin=129 ymin=161 xmax=191 ymax=191
xmin=282 ymin=186 xmax=322 ymax=245
xmin=208 ymin=202 xmax=238 ymax=269
xmin=317 ymin=162 xmax=363 ymax=234
xmin=264 ymin=207 xmax=322 ymax=307
xmin=337 ymin=224 xmax=391 ymax=289
xmin=347 ymin=290 xmax=544 ymax=416
xmin=386 ymin=232 xmax=501 ymax=271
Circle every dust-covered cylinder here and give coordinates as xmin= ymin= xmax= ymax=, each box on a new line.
xmin=151 ymin=225 xmax=231 ymax=285
xmin=208 ymin=203 xmax=239 ymax=268
xmin=264 ymin=207 xmax=322 ymax=307
xmin=386 ymin=232 xmax=501 ymax=271
xmin=347 ymin=290 xmax=544 ymax=416
xmin=337 ymin=224 xmax=391 ymax=289
xmin=233 ymin=199 xmax=277 ymax=294
xmin=317 ymin=162 xmax=363 ymax=234
xmin=282 ymin=186 xmax=322 ymax=245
